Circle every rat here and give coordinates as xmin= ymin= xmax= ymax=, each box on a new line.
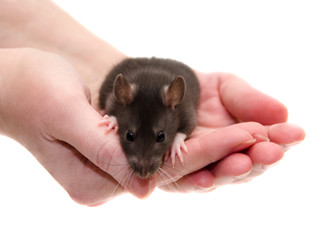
xmin=98 ymin=57 xmax=200 ymax=179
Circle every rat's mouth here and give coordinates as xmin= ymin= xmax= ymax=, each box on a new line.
xmin=134 ymin=164 xmax=162 ymax=179
xmin=129 ymin=154 xmax=167 ymax=179
xmin=135 ymin=172 xmax=152 ymax=179
xmin=131 ymin=159 xmax=164 ymax=179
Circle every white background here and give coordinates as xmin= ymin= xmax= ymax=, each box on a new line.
xmin=1 ymin=0 xmax=327 ymax=239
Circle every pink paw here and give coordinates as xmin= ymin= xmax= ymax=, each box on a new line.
xmin=98 ymin=115 xmax=119 ymax=134
xmin=170 ymin=133 xmax=188 ymax=168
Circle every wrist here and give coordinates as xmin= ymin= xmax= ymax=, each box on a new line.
xmin=0 ymin=1 xmax=126 ymax=98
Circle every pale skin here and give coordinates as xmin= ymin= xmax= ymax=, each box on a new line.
xmin=0 ymin=1 xmax=305 ymax=205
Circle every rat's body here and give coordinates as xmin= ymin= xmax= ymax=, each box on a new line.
xmin=99 ymin=57 xmax=200 ymax=179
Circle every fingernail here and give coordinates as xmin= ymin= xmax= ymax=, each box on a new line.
xmin=233 ymin=169 xmax=252 ymax=180
xmin=214 ymin=168 xmax=252 ymax=186
xmin=197 ymin=186 xmax=217 ymax=192
xmin=214 ymin=176 xmax=234 ymax=186
xmin=281 ymin=140 xmax=304 ymax=151
xmin=253 ymin=134 xmax=270 ymax=142
xmin=253 ymin=161 xmax=280 ymax=171
xmin=281 ymin=144 xmax=290 ymax=152
xmin=252 ymin=164 xmax=265 ymax=172
xmin=232 ymin=138 xmax=256 ymax=152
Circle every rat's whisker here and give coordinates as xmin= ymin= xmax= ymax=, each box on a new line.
xmin=118 ymin=168 xmax=130 ymax=190
xmin=158 ymin=167 xmax=180 ymax=192
xmin=107 ymin=159 xmax=130 ymax=167
xmin=157 ymin=167 xmax=173 ymax=184
xmin=110 ymin=165 xmax=129 ymax=180
xmin=107 ymin=162 xmax=130 ymax=167
xmin=110 ymin=180 xmax=123 ymax=197
xmin=157 ymin=169 xmax=170 ymax=185
xmin=161 ymin=162 xmax=186 ymax=179
xmin=124 ymin=168 xmax=136 ymax=194
xmin=157 ymin=170 xmax=178 ymax=193
xmin=109 ymin=165 xmax=131 ymax=196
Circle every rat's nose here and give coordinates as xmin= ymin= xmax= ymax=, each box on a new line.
xmin=133 ymin=161 xmax=151 ymax=179
xmin=130 ymin=160 xmax=158 ymax=179
xmin=138 ymin=169 xmax=151 ymax=179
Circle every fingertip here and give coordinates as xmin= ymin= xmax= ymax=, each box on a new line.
xmin=188 ymin=170 xmax=215 ymax=189
xmin=276 ymin=102 xmax=289 ymax=123
xmin=161 ymin=169 xmax=215 ymax=193
xmin=213 ymin=153 xmax=253 ymax=176
xmin=211 ymin=153 xmax=253 ymax=185
xmin=247 ymin=141 xmax=285 ymax=167
xmin=262 ymin=96 xmax=289 ymax=124
xmin=244 ymin=92 xmax=289 ymax=125
xmin=268 ymin=123 xmax=306 ymax=145
xmin=219 ymin=73 xmax=289 ymax=125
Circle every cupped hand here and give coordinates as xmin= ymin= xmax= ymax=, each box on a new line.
xmin=0 ymin=49 xmax=305 ymax=204
xmin=0 ymin=2 xmax=306 ymax=203
xmin=158 ymin=72 xmax=305 ymax=192
xmin=0 ymin=48 xmax=156 ymax=205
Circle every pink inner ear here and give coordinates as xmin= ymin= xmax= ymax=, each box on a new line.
xmin=114 ymin=74 xmax=134 ymax=105
xmin=163 ymin=76 xmax=186 ymax=109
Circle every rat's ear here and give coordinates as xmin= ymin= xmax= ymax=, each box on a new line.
xmin=163 ymin=76 xmax=186 ymax=109
xmin=113 ymin=73 xmax=135 ymax=105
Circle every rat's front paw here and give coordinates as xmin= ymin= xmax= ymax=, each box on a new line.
xmin=170 ymin=133 xmax=188 ymax=168
xmin=98 ymin=115 xmax=119 ymax=134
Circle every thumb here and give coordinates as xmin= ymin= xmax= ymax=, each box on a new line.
xmin=48 ymin=97 xmax=154 ymax=199
xmin=217 ymin=73 xmax=288 ymax=125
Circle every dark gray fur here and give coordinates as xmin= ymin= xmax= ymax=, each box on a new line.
xmin=99 ymin=57 xmax=200 ymax=178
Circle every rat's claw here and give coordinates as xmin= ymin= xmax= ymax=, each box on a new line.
xmin=170 ymin=150 xmax=177 ymax=168
xmin=98 ymin=115 xmax=119 ymax=134
xmin=176 ymin=147 xmax=184 ymax=166
xmin=169 ymin=133 xmax=187 ymax=168
xmin=181 ymin=141 xmax=188 ymax=153
xmin=98 ymin=115 xmax=110 ymax=126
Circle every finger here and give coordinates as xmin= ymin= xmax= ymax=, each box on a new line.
xmin=268 ymin=123 xmax=306 ymax=145
xmin=218 ymin=73 xmax=288 ymax=125
xmin=47 ymin=97 xmax=153 ymax=199
xmin=211 ymin=153 xmax=253 ymax=186
xmin=248 ymin=141 xmax=285 ymax=170
xmin=163 ymin=141 xmax=284 ymax=191
xmin=232 ymin=121 xmax=269 ymax=142
xmin=159 ymin=169 xmax=214 ymax=193
xmin=158 ymin=121 xmax=269 ymax=187
xmin=162 ymin=153 xmax=253 ymax=192
xmin=160 ymin=125 xmax=256 ymax=185
xmin=211 ymin=142 xmax=284 ymax=185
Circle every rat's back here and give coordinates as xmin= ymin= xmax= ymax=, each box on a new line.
xmin=99 ymin=57 xmax=199 ymax=110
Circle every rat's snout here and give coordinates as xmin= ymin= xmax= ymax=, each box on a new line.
xmin=129 ymin=157 xmax=162 ymax=179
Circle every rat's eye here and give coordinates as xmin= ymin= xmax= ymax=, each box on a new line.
xmin=156 ymin=131 xmax=165 ymax=142
xmin=126 ymin=130 xmax=134 ymax=142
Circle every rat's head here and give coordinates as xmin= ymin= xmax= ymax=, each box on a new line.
xmin=112 ymin=73 xmax=185 ymax=179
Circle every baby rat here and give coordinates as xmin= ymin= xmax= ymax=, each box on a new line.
xmin=98 ymin=57 xmax=200 ymax=179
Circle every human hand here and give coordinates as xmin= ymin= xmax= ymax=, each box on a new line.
xmin=158 ymin=72 xmax=305 ymax=192
xmin=0 ymin=49 xmax=157 ymax=205
xmin=0 ymin=48 xmax=305 ymax=203
xmin=0 ymin=2 xmax=305 ymax=202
